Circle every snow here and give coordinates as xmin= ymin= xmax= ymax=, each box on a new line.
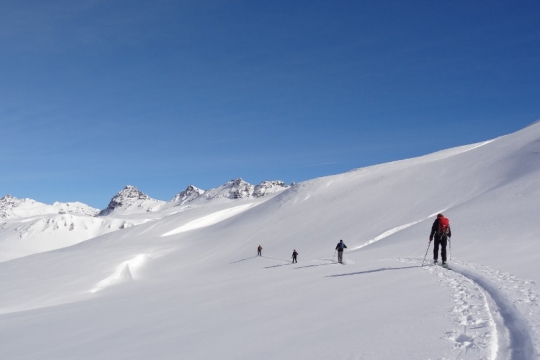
xmin=1 ymin=195 xmax=99 ymax=219
xmin=161 ymin=203 xmax=258 ymax=236
xmin=1 ymin=123 xmax=540 ymax=359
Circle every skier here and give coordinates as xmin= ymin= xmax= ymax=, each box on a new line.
xmin=335 ymin=240 xmax=347 ymax=264
xmin=291 ymin=249 xmax=298 ymax=263
xmin=429 ymin=213 xmax=452 ymax=266
xmin=257 ymin=245 xmax=263 ymax=256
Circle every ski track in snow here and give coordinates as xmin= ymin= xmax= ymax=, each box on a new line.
xmin=395 ymin=258 xmax=539 ymax=360
xmin=229 ymin=254 xmax=292 ymax=266
xmin=229 ymin=255 xmax=354 ymax=268
xmin=350 ymin=210 xmax=446 ymax=251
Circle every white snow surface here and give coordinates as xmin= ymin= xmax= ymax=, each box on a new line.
xmin=1 ymin=124 xmax=540 ymax=359
xmin=1 ymin=195 xmax=99 ymax=219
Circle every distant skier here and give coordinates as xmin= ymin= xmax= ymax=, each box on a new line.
xmin=335 ymin=240 xmax=347 ymax=264
xmin=257 ymin=245 xmax=263 ymax=256
xmin=291 ymin=249 xmax=298 ymax=263
xmin=429 ymin=213 xmax=452 ymax=266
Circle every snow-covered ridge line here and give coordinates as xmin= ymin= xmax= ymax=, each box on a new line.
xmin=0 ymin=194 xmax=99 ymax=220
xmin=182 ymin=178 xmax=289 ymax=202
xmin=170 ymin=178 xmax=290 ymax=205
xmin=2 ymin=178 xmax=290 ymax=220
xmin=97 ymin=179 xmax=290 ymax=216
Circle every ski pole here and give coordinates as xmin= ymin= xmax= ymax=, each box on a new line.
xmin=332 ymin=250 xmax=336 ymax=262
xmin=422 ymin=241 xmax=431 ymax=267
xmin=449 ymin=237 xmax=452 ymax=260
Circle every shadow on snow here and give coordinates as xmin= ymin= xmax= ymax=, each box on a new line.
xmin=293 ymin=263 xmax=336 ymax=269
xmin=327 ymin=265 xmax=418 ymax=277
xmin=264 ymin=264 xmax=292 ymax=269
xmin=229 ymin=256 xmax=258 ymax=264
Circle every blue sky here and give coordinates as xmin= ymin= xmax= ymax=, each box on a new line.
xmin=1 ymin=0 xmax=539 ymax=208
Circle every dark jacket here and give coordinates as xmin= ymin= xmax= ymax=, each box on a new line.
xmin=430 ymin=218 xmax=452 ymax=241
xmin=335 ymin=241 xmax=347 ymax=251
xmin=292 ymin=251 xmax=298 ymax=257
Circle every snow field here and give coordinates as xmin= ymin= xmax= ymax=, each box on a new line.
xmin=1 ymin=123 xmax=540 ymax=359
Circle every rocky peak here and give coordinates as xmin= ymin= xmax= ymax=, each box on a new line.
xmin=1 ymin=194 xmax=19 ymax=205
xmin=253 ymin=180 xmax=289 ymax=197
xmin=98 ymin=185 xmax=151 ymax=216
xmin=0 ymin=195 xmax=23 ymax=218
xmin=171 ymin=185 xmax=205 ymax=205
xmin=199 ymin=178 xmax=289 ymax=201
xmin=228 ymin=178 xmax=255 ymax=199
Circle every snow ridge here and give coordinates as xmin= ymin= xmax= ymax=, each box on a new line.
xmin=167 ymin=179 xmax=289 ymax=206
xmin=1 ymin=194 xmax=98 ymax=219
xmin=201 ymin=178 xmax=289 ymax=201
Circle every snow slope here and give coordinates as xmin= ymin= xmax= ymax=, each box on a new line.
xmin=0 ymin=214 xmax=152 ymax=262
xmin=1 ymin=123 xmax=540 ymax=359
xmin=0 ymin=180 xmax=290 ymax=262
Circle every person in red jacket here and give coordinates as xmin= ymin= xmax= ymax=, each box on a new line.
xmin=429 ymin=214 xmax=452 ymax=266
xmin=257 ymin=245 xmax=262 ymax=256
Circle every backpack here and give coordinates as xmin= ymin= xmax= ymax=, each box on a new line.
xmin=438 ymin=217 xmax=450 ymax=239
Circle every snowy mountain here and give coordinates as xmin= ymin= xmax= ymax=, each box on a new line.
xmin=165 ymin=179 xmax=289 ymax=207
xmin=169 ymin=185 xmax=206 ymax=205
xmin=200 ymin=178 xmax=289 ymax=201
xmin=97 ymin=180 xmax=289 ymax=214
xmin=253 ymin=180 xmax=289 ymax=197
xmin=0 ymin=180 xmax=290 ymax=262
xmin=0 ymin=194 xmax=99 ymax=219
xmin=1 ymin=123 xmax=540 ymax=359
xmin=0 ymin=193 xmax=150 ymax=262
xmin=98 ymin=185 xmax=165 ymax=216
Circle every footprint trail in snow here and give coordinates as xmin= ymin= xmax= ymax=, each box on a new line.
xmin=394 ymin=258 xmax=539 ymax=360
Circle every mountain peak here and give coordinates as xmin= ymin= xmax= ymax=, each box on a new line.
xmin=171 ymin=185 xmax=205 ymax=205
xmin=1 ymin=195 xmax=24 ymax=219
xmin=199 ymin=178 xmax=289 ymax=201
xmin=167 ymin=178 xmax=290 ymax=207
xmin=98 ymin=185 xmax=152 ymax=216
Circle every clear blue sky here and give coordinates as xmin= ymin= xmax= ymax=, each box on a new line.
xmin=1 ymin=0 xmax=539 ymax=209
